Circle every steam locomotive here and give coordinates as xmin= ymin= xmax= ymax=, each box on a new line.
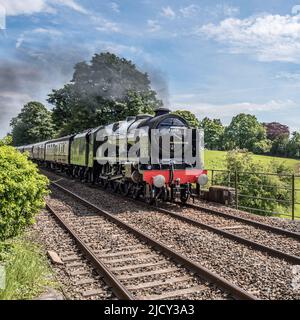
xmin=17 ymin=108 xmax=208 ymax=203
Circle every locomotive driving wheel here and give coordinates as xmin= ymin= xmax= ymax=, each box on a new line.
xmin=144 ymin=184 xmax=154 ymax=204
xmin=180 ymin=185 xmax=190 ymax=203
xmin=132 ymin=185 xmax=141 ymax=199
xmin=120 ymin=181 xmax=131 ymax=196
xmin=99 ymin=178 xmax=109 ymax=189
xmin=110 ymin=181 xmax=119 ymax=193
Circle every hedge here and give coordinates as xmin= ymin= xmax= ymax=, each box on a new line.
xmin=0 ymin=146 xmax=49 ymax=240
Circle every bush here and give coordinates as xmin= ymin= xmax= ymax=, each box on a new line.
xmin=214 ymin=150 xmax=293 ymax=216
xmin=252 ymin=139 xmax=272 ymax=154
xmin=0 ymin=146 xmax=49 ymax=240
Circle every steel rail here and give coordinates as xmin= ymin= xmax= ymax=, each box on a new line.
xmin=178 ymin=201 xmax=300 ymax=240
xmin=41 ymin=167 xmax=300 ymax=240
xmin=50 ymin=181 xmax=257 ymax=300
xmin=89 ymin=185 xmax=300 ymax=264
xmin=46 ymin=202 xmax=135 ymax=300
xmin=153 ymin=204 xmax=300 ymax=265
xmin=86 ymin=178 xmax=300 ymax=264
xmin=42 ymin=169 xmax=300 ymax=240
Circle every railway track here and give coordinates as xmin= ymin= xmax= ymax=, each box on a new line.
xmin=179 ymin=200 xmax=300 ymax=240
xmin=155 ymin=202 xmax=300 ymax=265
xmin=33 ymin=209 xmax=114 ymax=300
xmin=40 ymin=169 xmax=300 ymax=299
xmin=43 ymin=168 xmax=300 ymax=264
xmin=47 ymin=181 xmax=256 ymax=300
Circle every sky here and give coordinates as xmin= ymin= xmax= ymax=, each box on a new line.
xmin=1 ymin=0 xmax=300 ymax=137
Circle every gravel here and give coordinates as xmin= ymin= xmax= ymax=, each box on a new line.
xmin=31 ymin=210 xmax=114 ymax=300
xmin=192 ymin=199 xmax=300 ymax=233
xmin=159 ymin=202 xmax=300 ymax=257
xmin=46 ymin=188 xmax=229 ymax=300
xmin=42 ymin=170 xmax=300 ymax=300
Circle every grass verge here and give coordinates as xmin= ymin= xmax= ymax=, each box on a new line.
xmin=0 ymin=234 xmax=56 ymax=300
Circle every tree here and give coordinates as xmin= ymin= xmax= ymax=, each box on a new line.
xmin=200 ymin=117 xmax=224 ymax=150
xmin=172 ymin=110 xmax=200 ymax=128
xmin=223 ymin=114 xmax=266 ymax=151
xmin=48 ymin=52 xmax=162 ymax=135
xmin=271 ymin=134 xmax=289 ymax=157
xmin=263 ymin=122 xmax=289 ymax=141
xmin=252 ymin=139 xmax=272 ymax=154
xmin=214 ymin=150 xmax=292 ymax=216
xmin=10 ymin=102 xmax=55 ymax=146
xmin=287 ymin=132 xmax=300 ymax=158
xmin=0 ymin=145 xmax=49 ymax=240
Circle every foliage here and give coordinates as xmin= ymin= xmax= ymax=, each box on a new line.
xmin=0 ymin=135 xmax=13 ymax=147
xmin=48 ymin=52 xmax=162 ymax=136
xmin=252 ymin=139 xmax=272 ymax=154
xmin=223 ymin=114 xmax=266 ymax=151
xmin=0 ymin=146 xmax=49 ymax=240
xmin=264 ymin=122 xmax=290 ymax=141
xmin=10 ymin=102 xmax=55 ymax=146
xmin=271 ymin=134 xmax=290 ymax=157
xmin=287 ymin=132 xmax=300 ymax=158
xmin=172 ymin=110 xmax=200 ymax=128
xmin=0 ymin=237 xmax=54 ymax=299
xmin=200 ymin=117 xmax=224 ymax=150
xmin=214 ymin=150 xmax=293 ymax=216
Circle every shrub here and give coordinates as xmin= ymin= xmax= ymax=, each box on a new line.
xmin=0 ymin=146 xmax=49 ymax=240
xmin=252 ymin=139 xmax=272 ymax=154
xmin=214 ymin=150 xmax=293 ymax=216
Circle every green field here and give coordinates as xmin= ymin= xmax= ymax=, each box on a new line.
xmin=204 ymin=150 xmax=300 ymax=219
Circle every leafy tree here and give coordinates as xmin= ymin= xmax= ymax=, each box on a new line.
xmin=252 ymin=139 xmax=272 ymax=154
xmin=264 ymin=122 xmax=289 ymax=141
xmin=10 ymin=102 xmax=55 ymax=146
xmin=223 ymin=114 xmax=266 ymax=151
xmin=200 ymin=117 xmax=224 ymax=150
xmin=172 ymin=110 xmax=200 ymax=128
xmin=0 ymin=146 xmax=49 ymax=240
xmin=287 ymin=132 xmax=300 ymax=158
xmin=48 ymin=52 xmax=162 ymax=135
xmin=214 ymin=150 xmax=292 ymax=216
xmin=271 ymin=134 xmax=290 ymax=157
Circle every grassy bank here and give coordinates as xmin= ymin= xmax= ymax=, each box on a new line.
xmin=204 ymin=150 xmax=300 ymax=219
xmin=0 ymin=235 xmax=55 ymax=300
xmin=205 ymin=150 xmax=300 ymax=172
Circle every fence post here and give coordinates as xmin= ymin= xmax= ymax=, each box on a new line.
xmin=211 ymin=170 xmax=214 ymax=186
xmin=292 ymin=174 xmax=295 ymax=220
xmin=235 ymin=170 xmax=238 ymax=209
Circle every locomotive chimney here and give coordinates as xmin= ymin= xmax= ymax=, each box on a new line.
xmin=154 ymin=107 xmax=171 ymax=117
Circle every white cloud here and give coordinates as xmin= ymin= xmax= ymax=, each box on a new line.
xmin=52 ymin=0 xmax=88 ymax=14
xmin=0 ymin=0 xmax=51 ymax=16
xmin=96 ymin=21 xmax=120 ymax=33
xmin=222 ymin=4 xmax=239 ymax=17
xmin=147 ymin=19 xmax=161 ymax=32
xmin=161 ymin=6 xmax=176 ymax=19
xmin=197 ymin=14 xmax=300 ymax=63
xmin=180 ymin=4 xmax=199 ymax=18
xmin=172 ymin=96 xmax=296 ymax=123
xmin=110 ymin=2 xmax=120 ymax=13
xmin=0 ymin=0 xmax=88 ymax=16
xmin=33 ymin=27 xmax=62 ymax=35
xmin=15 ymin=33 xmax=24 ymax=48
xmin=93 ymin=41 xmax=143 ymax=56
xmin=274 ymin=71 xmax=300 ymax=81
xmin=16 ymin=28 xmax=62 ymax=49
